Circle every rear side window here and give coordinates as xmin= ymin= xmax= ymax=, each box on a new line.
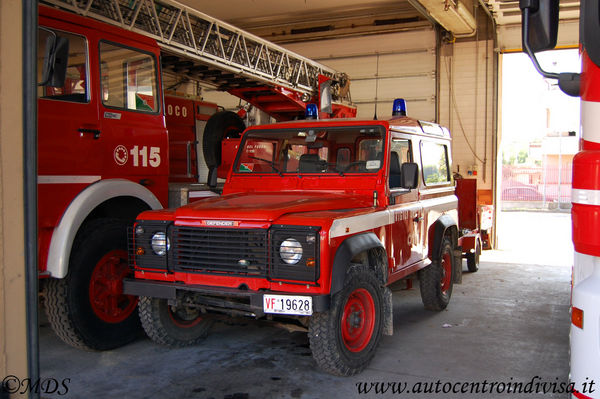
xmin=99 ymin=42 xmax=158 ymax=113
xmin=420 ymin=141 xmax=450 ymax=185
xmin=37 ymin=28 xmax=88 ymax=103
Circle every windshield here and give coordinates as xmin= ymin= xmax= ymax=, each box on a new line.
xmin=234 ymin=126 xmax=385 ymax=175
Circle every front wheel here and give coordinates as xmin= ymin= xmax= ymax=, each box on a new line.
xmin=419 ymin=237 xmax=455 ymax=311
xmin=308 ymin=267 xmax=383 ymax=376
xmin=44 ymin=219 xmax=140 ymax=350
xmin=138 ymin=296 xmax=213 ymax=347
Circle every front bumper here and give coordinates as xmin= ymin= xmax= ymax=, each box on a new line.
xmin=123 ymin=278 xmax=331 ymax=318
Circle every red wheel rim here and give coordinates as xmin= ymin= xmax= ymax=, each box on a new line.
xmin=167 ymin=306 xmax=203 ymax=328
xmin=341 ymin=288 xmax=375 ymax=353
xmin=440 ymin=251 xmax=452 ymax=294
xmin=89 ymin=249 xmax=137 ymax=323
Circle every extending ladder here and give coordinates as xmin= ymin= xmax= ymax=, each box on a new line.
xmin=41 ymin=0 xmax=351 ymax=100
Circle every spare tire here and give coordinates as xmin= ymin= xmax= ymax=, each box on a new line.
xmin=202 ymin=111 xmax=245 ymax=168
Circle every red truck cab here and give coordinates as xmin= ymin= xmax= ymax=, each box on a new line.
xmin=125 ymin=110 xmax=461 ymax=375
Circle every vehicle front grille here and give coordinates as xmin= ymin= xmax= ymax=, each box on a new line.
xmin=169 ymin=226 xmax=268 ymax=277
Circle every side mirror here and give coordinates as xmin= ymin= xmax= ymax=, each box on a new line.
xmin=520 ymin=0 xmax=559 ymax=53
xmin=400 ymin=162 xmax=419 ymax=189
xmin=39 ymin=30 xmax=69 ymax=88
xmin=519 ymin=0 xmax=580 ymax=96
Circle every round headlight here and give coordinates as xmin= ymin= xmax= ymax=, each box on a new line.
xmin=280 ymin=238 xmax=303 ymax=264
xmin=151 ymin=231 xmax=170 ymax=256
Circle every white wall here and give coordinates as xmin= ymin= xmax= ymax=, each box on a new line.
xmin=283 ymin=29 xmax=437 ymax=121
xmin=439 ymin=39 xmax=496 ymax=193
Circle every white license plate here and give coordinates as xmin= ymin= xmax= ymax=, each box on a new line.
xmin=263 ymin=294 xmax=313 ymax=316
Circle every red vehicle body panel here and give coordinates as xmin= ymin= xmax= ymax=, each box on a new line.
xmin=165 ymin=96 xmax=218 ymax=183
xmin=38 ymin=6 xmax=169 ymax=273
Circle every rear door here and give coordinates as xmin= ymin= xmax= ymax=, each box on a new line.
xmin=388 ymin=137 xmax=424 ymax=271
xmin=419 ymin=139 xmax=455 ymax=259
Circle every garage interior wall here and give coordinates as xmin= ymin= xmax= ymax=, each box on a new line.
xmin=439 ymin=36 xmax=496 ymax=204
xmin=283 ymin=29 xmax=437 ymax=121
xmin=0 ymin=0 xmax=29 ymax=385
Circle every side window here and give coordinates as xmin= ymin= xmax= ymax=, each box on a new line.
xmin=37 ymin=28 xmax=88 ymax=102
xmin=391 ymin=139 xmax=411 ymax=164
xmin=420 ymin=141 xmax=450 ymax=184
xmin=389 ymin=139 xmax=411 ymax=189
xmin=99 ymin=42 xmax=158 ymax=113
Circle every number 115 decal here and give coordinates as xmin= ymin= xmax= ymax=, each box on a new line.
xmin=114 ymin=145 xmax=161 ymax=167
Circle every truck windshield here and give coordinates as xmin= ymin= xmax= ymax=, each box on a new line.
xmin=234 ymin=126 xmax=385 ymax=175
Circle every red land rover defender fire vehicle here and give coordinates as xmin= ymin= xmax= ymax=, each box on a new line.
xmin=125 ymin=104 xmax=462 ymax=375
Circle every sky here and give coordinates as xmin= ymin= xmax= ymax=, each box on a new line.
xmin=501 ymin=49 xmax=581 ymax=145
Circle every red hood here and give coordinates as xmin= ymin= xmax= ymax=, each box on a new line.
xmin=174 ymin=192 xmax=372 ymax=222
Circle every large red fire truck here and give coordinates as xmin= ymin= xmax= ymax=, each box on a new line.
xmin=123 ymin=100 xmax=471 ymax=375
xmin=37 ymin=0 xmax=355 ymax=350
xmin=520 ymin=0 xmax=600 ymax=397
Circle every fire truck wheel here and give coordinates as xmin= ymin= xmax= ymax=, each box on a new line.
xmin=419 ymin=237 xmax=454 ymax=311
xmin=44 ymin=218 xmax=141 ymax=350
xmin=308 ymin=266 xmax=383 ymax=376
xmin=202 ymin=111 xmax=245 ymax=168
xmin=138 ymin=296 xmax=213 ymax=347
xmin=466 ymin=241 xmax=480 ymax=272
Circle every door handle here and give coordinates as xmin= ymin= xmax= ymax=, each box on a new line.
xmin=78 ymin=128 xmax=101 ymax=139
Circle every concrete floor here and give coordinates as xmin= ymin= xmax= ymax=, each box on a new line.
xmin=40 ymin=212 xmax=573 ymax=399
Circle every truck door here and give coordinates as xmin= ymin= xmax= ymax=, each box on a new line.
xmin=37 ymin=25 xmax=102 ymax=230
xmin=388 ymin=138 xmax=424 ymax=270
xmin=419 ymin=140 xmax=453 ymax=259
xmin=97 ymin=41 xmax=168 ymax=204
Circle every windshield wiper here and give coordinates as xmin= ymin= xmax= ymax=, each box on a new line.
xmin=249 ymin=156 xmax=283 ymax=176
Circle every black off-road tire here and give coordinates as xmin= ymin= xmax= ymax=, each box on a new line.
xmin=202 ymin=111 xmax=245 ymax=168
xmin=138 ymin=296 xmax=213 ymax=347
xmin=419 ymin=237 xmax=455 ymax=311
xmin=308 ymin=266 xmax=383 ymax=376
xmin=466 ymin=240 xmax=480 ymax=273
xmin=44 ymin=218 xmax=141 ymax=350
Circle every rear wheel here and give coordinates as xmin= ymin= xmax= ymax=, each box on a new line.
xmin=44 ymin=219 xmax=140 ymax=350
xmin=419 ymin=237 xmax=454 ymax=311
xmin=466 ymin=240 xmax=480 ymax=272
xmin=308 ymin=266 xmax=383 ymax=376
xmin=138 ymin=296 xmax=213 ymax=347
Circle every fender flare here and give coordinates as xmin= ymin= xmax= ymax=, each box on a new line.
xmin=330 ymin=232 xmax=387 ymax=295
xmin=46 ymin=179 xmax=163 ymax=278
xmin=428 ymin=214 xmax=458 ymax=261
xmin=428 ymin=214 xmax=460 ymax=283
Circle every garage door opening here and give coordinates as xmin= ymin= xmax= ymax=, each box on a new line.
xmin=500 ymin=49 xmax=580 ymax=211
xmin=497 ymin=49 xmax=579 ymax=258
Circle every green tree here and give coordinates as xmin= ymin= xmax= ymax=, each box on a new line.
xmin=517 ymin=150 xmax=528 ymax=164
